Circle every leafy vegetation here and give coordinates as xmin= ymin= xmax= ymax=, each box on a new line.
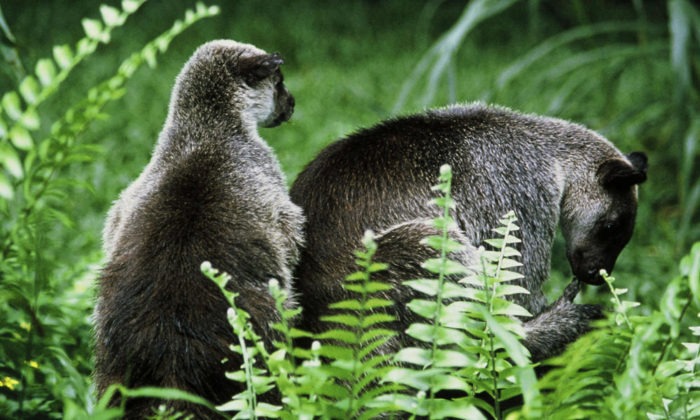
xmin=383 ymin=168 xmax=538 ymax=419
xmin=199 ymin=165 xmax=537 ymax=419
xmin=200 ymin=166 xmax=698 ymax=419
xmin=535 ymin=257 xmax=700 ymax=419
xmin=0 ymin=0 xmax=698 ymax=418
xmin=0 ymin=1 xmax=220 ymax=417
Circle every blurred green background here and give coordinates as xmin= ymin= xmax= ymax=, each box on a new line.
xmin=0 ymin=0 xmax=698 ymax=415
xmin=3 ymin=0 xmax=698 ymax=306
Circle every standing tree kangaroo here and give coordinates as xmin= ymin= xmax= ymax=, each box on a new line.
xmin=94 ymin=40 xmax=304 ymax=418
xmin=290 ymin=103 xmax=647 ymax=362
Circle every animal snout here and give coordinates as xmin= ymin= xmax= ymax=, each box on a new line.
xmin=568 ymin=248 xmax=608 ymax=286
xmin=280 ymin=91 xmax=295 ymax=120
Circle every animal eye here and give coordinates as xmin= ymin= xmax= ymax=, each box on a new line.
xmin=602 ymin=218 xmax=624 ymax=233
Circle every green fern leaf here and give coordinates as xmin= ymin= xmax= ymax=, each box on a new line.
xmin=321 ymin=314 xmax=361 ymax=328
xmin=404 ymin=278 xmax=472 ymax=299
xmin=422 ymin=235 xmax=466 ymax=253
xmin=344 ymin=281 xmax=393 ymax=293
xmin=9 ymin=126 xmax=32 ymax=150
xmin=316 ymin=329 xmax=359 ymax=345
xmin=422 ymin=258 xmax=468 ymax=275
xmin=19 ymin=76 xmax=40 ymax=105
xmin=99 ymin=5 xmax=124 ymax=27
xmin=360 ymin=328 xmax=397 ymax=344
xmin=361 ymin=313 xmax=395 ymax=329
xmin=1 ymin=92 xmax=21 ymax=121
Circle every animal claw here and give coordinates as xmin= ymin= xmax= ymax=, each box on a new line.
xmin=563 ymin=278 xmax=582 ymax=302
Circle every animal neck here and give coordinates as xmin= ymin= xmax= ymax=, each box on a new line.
xmin=152 ymin=102 xmax=259 ymax=166
xmin=172 ymin=90 xmax=242 ymax=126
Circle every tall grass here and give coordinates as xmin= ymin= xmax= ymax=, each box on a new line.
xmin=392 ymin=0 xmax=519 ymax=112
xmin=669 ymin=0 xmax=700 ymax=251
xmin=397 ymin=0 xmax=700 ymax=255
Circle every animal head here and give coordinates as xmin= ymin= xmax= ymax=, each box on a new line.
xmin=561 ymin=151 xmax=647 ymax=285
xmin=171 ymin=40 xmax=294 ymax=128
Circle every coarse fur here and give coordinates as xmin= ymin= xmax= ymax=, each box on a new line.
xmin=94 ymin=40 xmax=303 ymax=418
xmin=290 ymin=103 xmax=647 ymax=362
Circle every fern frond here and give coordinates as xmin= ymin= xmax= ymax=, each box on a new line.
xmin=384 ymin=165 xmax=538 ymax=418
xmin=201 ymin=262 xmax=276 ymax=418
xmin=316 ymin=229 xmax=398 ymax=418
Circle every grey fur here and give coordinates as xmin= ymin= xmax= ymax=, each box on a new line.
xmin=290 ymin=103 xmax=646 ymax=362
xmin=94 ymin=40 xmax=303 ymax=418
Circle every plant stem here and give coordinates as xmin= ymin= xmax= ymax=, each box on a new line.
xmin=236 ymin=313 xmax=257 ymax=418
xmin=653 ymin=297 xmax=692 ymax=375
xmin=347 ymin=275 xmax=366 ymax=417
xmin=427 ymin=170 xmax=452 ymax=402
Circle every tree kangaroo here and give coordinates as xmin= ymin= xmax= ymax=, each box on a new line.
xmin=94 ymin=40 xmax=304 ymax=418
xmin=290 ymin=103 xmax=647 ymax=361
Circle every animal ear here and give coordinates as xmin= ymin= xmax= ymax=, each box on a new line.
xmin=597 ymin=153 xmax=648 ymax=189
xmin=626 ymin=151 xmax=648 ymax=175
xmin=241 ymin=53 xmax=284 ymax=85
